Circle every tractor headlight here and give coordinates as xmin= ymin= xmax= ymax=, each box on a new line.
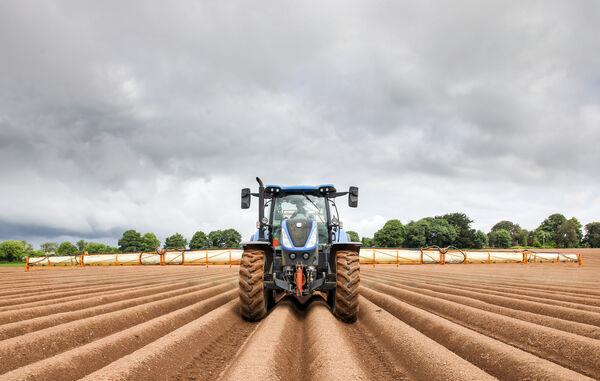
xmin=306 ymin=226 xmax=318 ymax=248
xmin=281 ymin=228 xmax=292 ymax=248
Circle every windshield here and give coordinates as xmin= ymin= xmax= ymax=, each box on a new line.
xmin=271 ymin=194 xmax=328 ymax=245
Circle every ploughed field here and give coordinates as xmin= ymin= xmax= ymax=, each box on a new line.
xmin=1 ymin=250 xmax=600 ymax=380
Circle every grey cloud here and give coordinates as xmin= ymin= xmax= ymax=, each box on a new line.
xmin=1 ymin=1 xmax=600 ymax=245
xmin=0 ymin=219 xmax=123 ymax=242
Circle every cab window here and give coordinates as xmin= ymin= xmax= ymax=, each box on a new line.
xmin=272 ymin=194 xmax=328 ymax=244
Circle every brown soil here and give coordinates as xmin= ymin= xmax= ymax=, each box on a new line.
xmin=0 ymin=250 xmax=599 ymax=380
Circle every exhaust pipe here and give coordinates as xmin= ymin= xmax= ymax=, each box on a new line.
xmin=256 ymin=177 xmax=265 ymax=241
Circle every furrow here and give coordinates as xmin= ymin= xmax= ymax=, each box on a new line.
xmin=368 ymin=268 xmax=600 ymax=294
xmin=303 ymin=301 xmax=371 ymax=380
xmin=0 ymin=281 xmax=236 ymax=374
xmin=358 ymin=297 xmax=496 ymax=381
xmin=0 ymin=272 xmax=234 ymax=313
xmin=363 ymin=281 xmax=600 ymax=379
xmin=367 ymin=268 xmax=600 ymax=295
xmin=0 ymin=272 xmax=207 ymax=308
xmin=0 ymin=275 xmax=235 ymax=340
xmin=79 ymin=300 xmax=249 ymax=381
xmin=364 ymin=273 xmax=600 ymax=340
xmin=364 ymin=273 xmax=600 ymax=329
xmin=0 ymin=272 xmax=232 ymax=314
xmin=367 ymin=270 xmax=600 ymax=305
xmin=220 ymin=302 xmax=303 ymax=380
xmin=0 ymin=271 xmax=207 ymax=297
xmin=1 ymin=289 xmax=238 ymax=381
xmin=362 ymin=287 xmax=592 ymax=381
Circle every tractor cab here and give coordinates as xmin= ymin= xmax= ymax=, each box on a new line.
xmin=270 ymin=192 xmax=328 ymax=251
xmin=257 ymin=185 xmax=336 ymax=242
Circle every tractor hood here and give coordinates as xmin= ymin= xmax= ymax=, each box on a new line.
xmin=280 ymin=218 xmax=318 ymax=251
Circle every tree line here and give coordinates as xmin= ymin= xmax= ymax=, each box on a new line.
xmin=117 ymin=229 xmax=241 ymax=252
xmin=347 ymin=213 xmax=600 ymax=249
xmin=0 ymin=228 xmax=242 ymax=262
xmin=2 ymin=213 xmax=600 ymax=262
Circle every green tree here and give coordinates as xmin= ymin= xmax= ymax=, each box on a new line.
xmin=189 ymin=231 xmax=210 ymax=249
xmin=346 ymin=231 xmax=360 ymax=242
xmin=404 ymin=217 xmax=458 ymax=248
xmin=84 ymin=242 xmax=118 ymax=254
xmin=85 ymin=242 xmax=108 ymax=254
xmin=584 ymin=222 xmax=600 ymax=248
xmin=40 ymin=242 xmax=58 ymax=254
xmin=518 ymin=229 xmax=529 ymax=246
xmin=425 ymin=217 xmax=459 ymax=247
xmin=22 ymin=241 xmax=36 ymax=257
xmin=527 ymin=230 xmax=535 ymax=246
xmin=490 ymin=221 xmax=528 ymax=246
xmin=207 ymin=229 xmax=242 ymax=248
xmin=29 ymin=249 xmax=46 ymax=257
xmin=361 ymin=237 xmax=374 ymax=247
xmin=440 ymin=213 xmax=476 ymax=248
xmin=142 ymin=233 xmax=160 ymax=252
xmin=472 ymin=230 xmax=488 ymax=249
xmin=373 ymin=219 xmax=405 ymax=247
xmin=57 ymin=241 xmax=78 ymax=256
xmin=532 ymin=230 xmax=552 ymax=247
xmin=76 ymin=240 xmax=87 ymax=253
xmin=571 ymin=218 xmax=583 ymax=244
xmin=0 ymin=240 xmax=26 ymax=261
xmin=208 ymin=230 xmax=222 ymax=248
xmin=556 ymin=218 xmax=582 ymax=248
xmin=164 ymin=233 xmax=187 ymax=250
xmin=222 ymin=229 xmax=242 ymax=248
xmin=118 ymin=230 xmax=145 ymax=252
xmin=404 ymin=220 xmax=428 ymax=248
xmin=488 ymin=229 xmax=512 ymax=248
xmin=535 ymin=213 xmax=567 ymax=246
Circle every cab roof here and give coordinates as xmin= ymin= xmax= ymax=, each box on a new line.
xmin=265 ymin=184 xmax=337 ymax=195
xmin=267 ymin=184 xmax=334 ymax=191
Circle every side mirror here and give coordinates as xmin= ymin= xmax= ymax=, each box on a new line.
xmin=348 ymin=186 xmax=358 ymax=208
xmin=241 ymin=188 xmax=251 ymax=209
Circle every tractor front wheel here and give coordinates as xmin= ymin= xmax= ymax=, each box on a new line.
xmin=331 ymin=250 xmax=360 ymax=323
xmin=239 ymin=249 xmax=271 ymax=321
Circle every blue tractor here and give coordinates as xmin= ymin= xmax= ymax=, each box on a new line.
xmin=239 ymin=178 xmax=361 ymax=322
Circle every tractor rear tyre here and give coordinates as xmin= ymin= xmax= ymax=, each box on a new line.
xmin=331 ymin=250 xmax=360 ymax=323
xmin=239 ymin=249 xmax=272 ymax=321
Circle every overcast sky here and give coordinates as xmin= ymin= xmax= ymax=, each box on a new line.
xmin=1 ymin=1 xmax=599 ymax=247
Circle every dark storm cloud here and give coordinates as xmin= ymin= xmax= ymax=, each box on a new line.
xmin=1 ymin=1 xmax=599 ymax=245
xmin=0 ymin=219 xmax=123 ymax=242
